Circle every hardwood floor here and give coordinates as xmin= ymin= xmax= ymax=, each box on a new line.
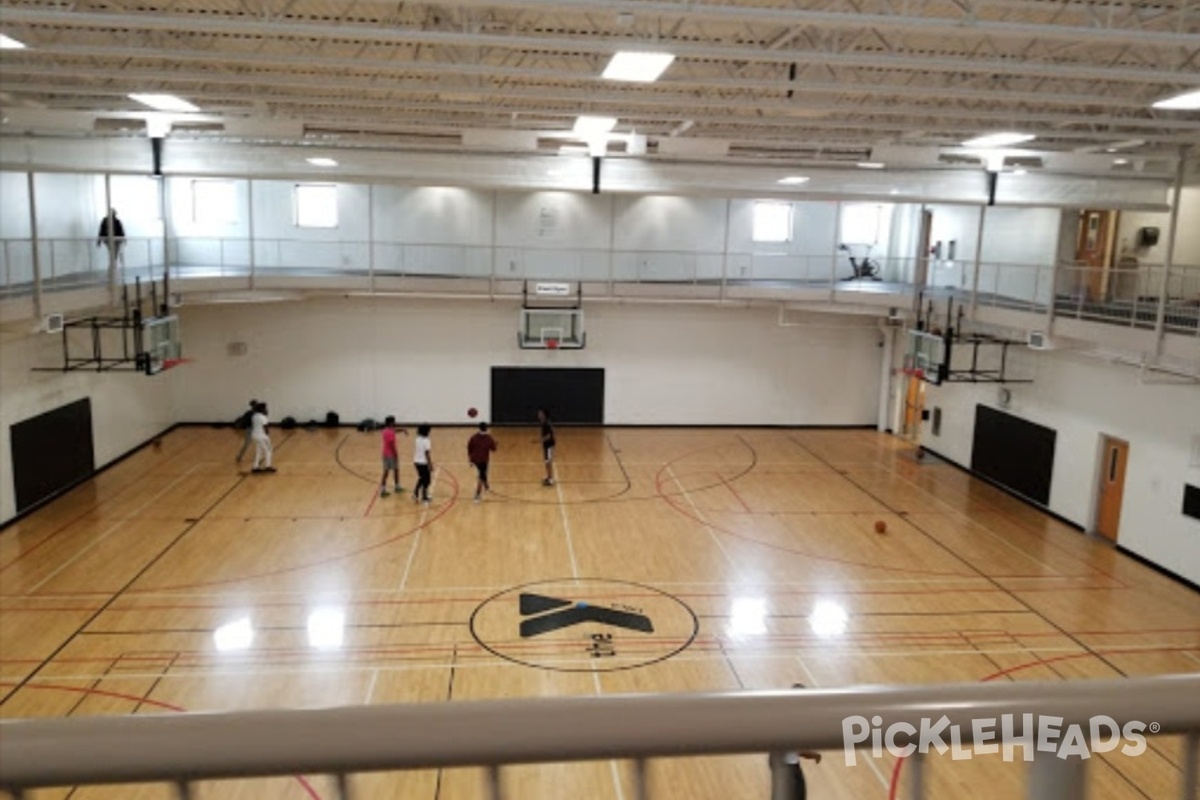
xmin=2 ymin=426 xmax=1197 ymax=799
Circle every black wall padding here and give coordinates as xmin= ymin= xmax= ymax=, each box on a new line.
xmin=11 ymin=398 xmax=95 ymax=513
xmin=1184 ymin=484 xmax=1200 ymax=522
xmin=490 ymin=367 xmax=604 ymax=425
xmin=970 ymin=404 xmax=1056 ymax=506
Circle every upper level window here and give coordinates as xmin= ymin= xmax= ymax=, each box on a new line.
xmin=191 ymin=180 xmax=237 ymax=225
xmin=841 ymin=203 xmax=892 ymax=245
xmin=752 ymin=201 xmax=792 ymax=243
xmin=294 ymin=184 xmax=338 ymax=228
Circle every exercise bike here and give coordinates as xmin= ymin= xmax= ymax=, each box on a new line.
xmin=838 ymin=243 xmax=883 ymax=281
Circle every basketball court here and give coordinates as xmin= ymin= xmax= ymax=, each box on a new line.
xmin=2 ymin=422 xmax=1197 ymax=799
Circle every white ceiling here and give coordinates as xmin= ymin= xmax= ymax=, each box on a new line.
xmin=1 ymin=0 xmax=1198 ymax=185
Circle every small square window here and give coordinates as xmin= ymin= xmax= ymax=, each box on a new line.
xmin=753 ymin=201 xmax=792 ymax=243
xmin=294 ymin=184 xmax=338 ymax=228
xmin=191 ymin=180 xmax=238 ymax=225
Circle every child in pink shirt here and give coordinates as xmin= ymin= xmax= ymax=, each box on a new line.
xmin=379 ymin=416 xmax=409 ymax=497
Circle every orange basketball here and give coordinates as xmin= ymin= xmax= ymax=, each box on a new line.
xmin=874 ymin=520 xmax=887 ymax=534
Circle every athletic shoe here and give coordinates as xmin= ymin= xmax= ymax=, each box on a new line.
xmin=380 ymin=489 xmax=390 ymax=498
xmin=542 ymin=478 xmax=555 ymax=487
xmin=473 ymin=494 xmax=481 ymax=504
xmin=394 ymin=485 xmax=402 ymax=493
xmin=265 ymin=467 xmax=277 ymax=473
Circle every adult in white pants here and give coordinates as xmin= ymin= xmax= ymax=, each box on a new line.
xmin=251 ymin=402 xmax=276 ymax=473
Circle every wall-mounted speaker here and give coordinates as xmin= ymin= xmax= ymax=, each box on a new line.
xmin=1137 ymin=227 xmax=1160 ymax=247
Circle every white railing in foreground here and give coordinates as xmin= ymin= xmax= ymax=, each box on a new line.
xmin=1 ymin=675 xmax=1197 ymax=800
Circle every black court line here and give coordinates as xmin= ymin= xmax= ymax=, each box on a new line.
xmin=0 ymin=473 xmax=249 ymax=708
xmin=486 ymin=433 xmax=759 ymax=506
xmin=787 ymin=433 xmax=1184 ymax=777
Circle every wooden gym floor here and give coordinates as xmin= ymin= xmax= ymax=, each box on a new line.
xmin=1 ymin=426 xmax=1197 ymax=800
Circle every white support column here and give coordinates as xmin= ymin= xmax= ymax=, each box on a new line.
xmin=27 ymin=172 xmax=42 ymax=318
xmin=247 ymin=179 xmax=256 ymax=291
xmin=971 ymin=204 xmax=986 ymax=321
xmin=878 ymin=323 xmax=894 ymax=432
xmin=104 ymin=173 xmax=116 ymax=302
xmin=159 ymin=176 xmax=170 ymax=310
xmin=1155 ymin=145 xmax=1189 ymax=355
xmin=1183 ymin=732 xmax=1198 ymax=800
xmin=367 ymin=183 xmax=375 ymax=294
xmin=720 ymin=197 xmax=732 ymax=299
xmin=1028 ymin=754 xmax=1087 ymax=800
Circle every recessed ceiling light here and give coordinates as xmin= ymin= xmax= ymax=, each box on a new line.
xmin=961 ymin=132 xmax=1036 ymax=148
xmin=1113 ymin=158 xmax=1129 ymax=165
xmin=573 ymin=115 xmax=618 ymax=136
xmin=0 ymin=34 xmax=27 ymax=49
xmin=306 ymin=157 xmax=338 ymax=167
xmin=1152 ymin=89 xmax=1200 ymax=110
xmin=1012 ymin=169 xmax=1028 ymax=175
xmin=777 ymin=176 xmax=810 ymax=185
xmin=129 ymin=93 xmax=199 ymax=113
xmin=857 ymin=162 xmax=885 ymax=170
xmin=602 ymin=52 xmax=675 ymax=83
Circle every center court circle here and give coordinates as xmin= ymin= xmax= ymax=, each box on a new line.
xmin=469 ymin=577 xmax=699 ymax=672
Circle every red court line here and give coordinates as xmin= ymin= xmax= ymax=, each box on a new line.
xmin=715 ymin=472 xmax=753 ymax=513
xmin=885 ymin=645 xmax=1200 ymax=800
xmin=0 ymin=681 xmax=322 ymax=799
xmin=121 ymin=469 xmax=461 ymax=593
xmin=653 ymin=455 xmax=973 ymax=578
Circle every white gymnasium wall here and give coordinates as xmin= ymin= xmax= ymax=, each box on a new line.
xmin=922 ymin=350 xmax=1200 ymax=585
xmin=1116 ymin=187 xmax=1200 ymax=302
xmin=0 ymin=329 xmax=176 ymax=524
xmin=924 ymin=204 xmax=982 ymax=292
xmin=727 ymin=199 xmax=840 ymax=282
xmin=1 ymin=172 xmax=34 ymax=285
xmin=980 ymin=207 xmax=1063 ymax=304
xmin=170 ymin=297 xmax=882 ymax=427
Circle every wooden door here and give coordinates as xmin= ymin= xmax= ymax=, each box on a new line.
xmin=1095 ymin=436 xmax=1129 ymax=542
xmin=902 ymin=374 xmax=925 ymax=440
xmin=1075 ymin=210 xmax=1117 ymax=300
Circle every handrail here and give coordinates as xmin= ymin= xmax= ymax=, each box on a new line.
xmin=1 ymin=675 xmax=1197 ymax=790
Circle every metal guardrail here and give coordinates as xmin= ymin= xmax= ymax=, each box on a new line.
xmin=1 ymin=675 xmax=1198 ymax=799
xmin=3 ymin=236 xmax=1198 ymax=337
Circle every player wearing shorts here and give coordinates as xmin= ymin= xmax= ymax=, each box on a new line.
xmin=378 ymin=416 xmax=408 ymax=497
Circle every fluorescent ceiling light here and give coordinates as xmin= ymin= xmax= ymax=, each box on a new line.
xmin=129 ymin=93 xmax=199 ymax=113
xmin=1152 ymin=89 xmax=1200 ymax=110
xmin=857 ymin=162 xmax=885 ymax=170
xmin=602 ymin=51 xmax=675 ymax=83
xmin=961 ymin=132 xmax=1036 ymax=148
xmin=573 ymin=115 xmax=618 ymax=136
xmin=307 ymin=157 xmax=338 ymax=167
xmin=1113 ymin=158 xmax=1129 ymax=166
xmin=0 ymin=34 xmax=26 ymax=49
xmin=777 ymin=176 xmax=810 ymax=185
xmin=1012 ymin=169 xmax=1027 ymax=175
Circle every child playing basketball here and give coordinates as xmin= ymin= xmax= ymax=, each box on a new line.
xmin=467 ymin=422 xmax=498 ymax=503
xmin=235 ymin=398 xmax=257 ymax=463
xmin=250 ymin=401 xmax=275 ymax=473
xmin=378 ymin=416 xmax=409 ymax=497
xmin=537 ymin=408 xmax=556 ymax=487
xmin=412 ymin=424 xmax=434 ymax=504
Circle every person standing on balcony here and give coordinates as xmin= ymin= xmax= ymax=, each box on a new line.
xmin=96 ymin=208 xmax=126 ymax=269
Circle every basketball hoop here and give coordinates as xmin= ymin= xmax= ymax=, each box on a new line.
xmin=546 ymin=338 xmax=560 ymax=350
